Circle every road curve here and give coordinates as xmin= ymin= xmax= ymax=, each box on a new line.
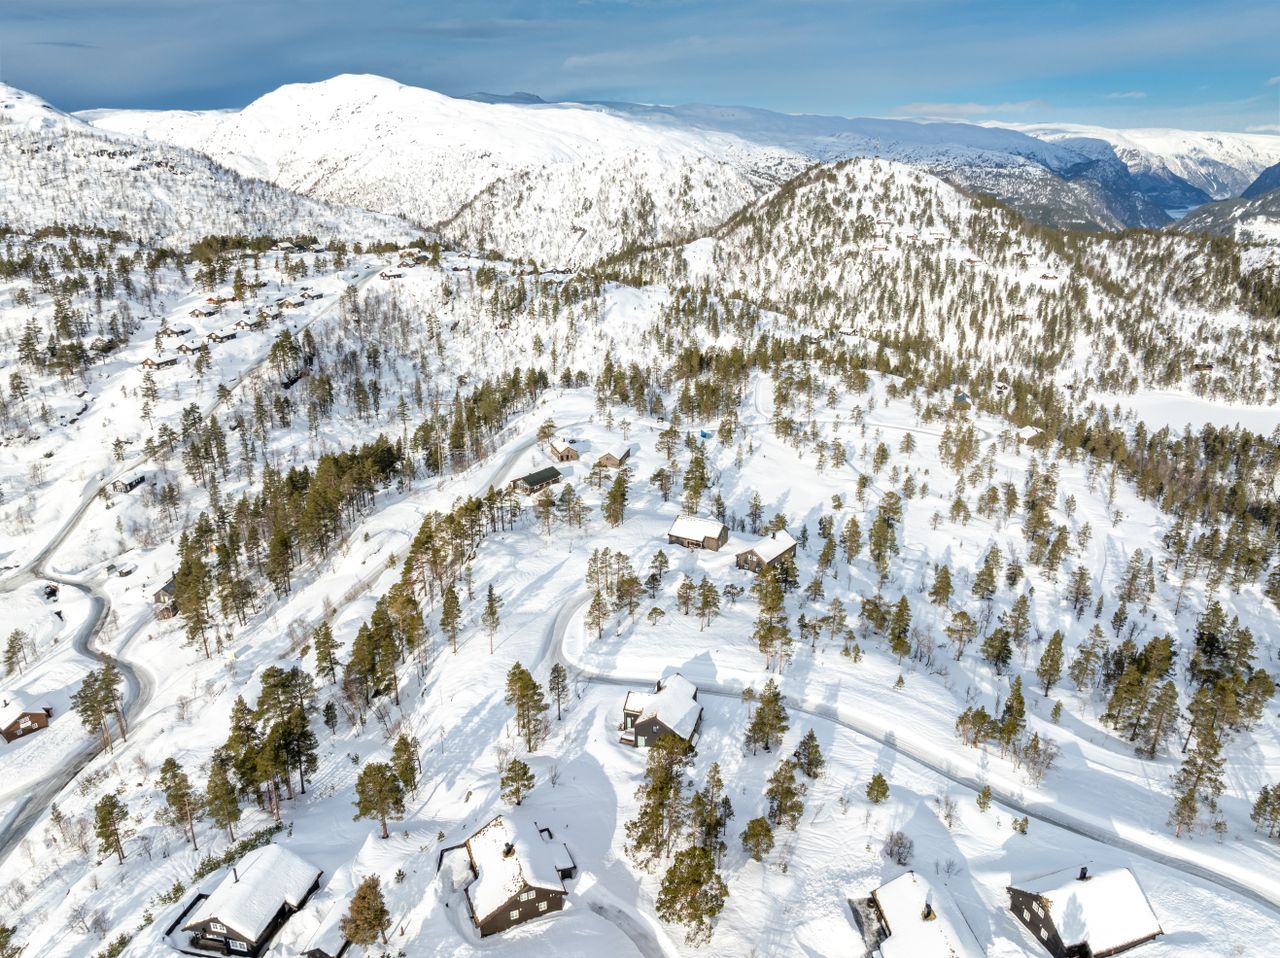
xmin=547 ymin=590 xmax=1280 ymax=921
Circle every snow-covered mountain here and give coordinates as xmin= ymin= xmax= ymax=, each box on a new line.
xmin=1242 ymin=160 xmax=1280 ymax=200
xmin=0 ymin=83 xmax=411 ymax=246
xmin=1006 ymin=122 xmax=1280 ymax=206
xmin=82 ymin=75 xmax=1211 ymax=266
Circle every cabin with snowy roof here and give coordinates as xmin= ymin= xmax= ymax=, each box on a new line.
xmin=548 ymin=437 xmax=580 ymax=463
xmin=462 ymin=814 xmax=576 ymax=937
xmin=735 ymin=529 xmax=798 ymax=573
xmin=868 ymin=871 xmax=983 ymax=958
xmin=182 ymin=844 xmax=322 ymax=956
xmin=1007 ymin=865 xmax=1163 ymax=958
xmin=620 ymin=673 xmax=702 ymax=747
xmin=667 ymin=515 xmax=729 ymax=551
xmin=139 ymin=355 xmax=178 ymax=370
xmin=1 ymin=695 xmax=52 ymax=743
xmin=595 ymin=443 xmax=631 ymax=469
xmin=511 ymin=466 xmax=562 ymax=495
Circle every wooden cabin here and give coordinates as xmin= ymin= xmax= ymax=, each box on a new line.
xmin=1 ymin=696 xmax=52 ymax=743
xmin=595 ymin=444 xmax=632 ymax=469
xmin=548 ymin=437 xmax=580 ymax=463
xmin=1007 ymin=866 xmax=1162 ymax=958
xmin=510 ymin=467 xmax=562 ymax=495
xmin=620 ymin=673 xmax=702 ymax=747
xmin=667 ymin=515 xmax=729 ymax=551
xmin=182 ymin=845 xmax=322 ymax=957
xmin=139 ymin=356 xmax=178 ymax=370
xmin=868 ymin=871 xmax=983 ymax=958
xmin=735 ymin=530 xmax=798 ymax=573
xmin=111 ymin=475 xmax=145 ymax=494
xmin=207 ymin=329 xmax=238 ymax=344
xmin=463 ymin=813 xmax=576 ymax=937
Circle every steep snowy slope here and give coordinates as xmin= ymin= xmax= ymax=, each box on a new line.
xmin=84 ymin=75 xmax=1185 ymax=264
xmin=1009 ymin=122 xmax=1280 ymax=204
xmin=608 ymin=156 xmax=1278 ymax=402
xmin=1175 ymin=188 xmax=1280 ymax=243
xmin=0 ymin=84 xmax=411 ymax=246
xmin=1242 ymin=160 xmax=1280 ymax=200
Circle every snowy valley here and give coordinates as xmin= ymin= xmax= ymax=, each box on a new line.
xmin=0 ymin=70 xmax=1279 ymax=958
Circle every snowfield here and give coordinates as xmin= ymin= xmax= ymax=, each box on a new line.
xmin=1 ymin=72 xmax=1279 ymax=958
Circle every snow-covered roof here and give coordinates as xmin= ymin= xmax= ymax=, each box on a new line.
xmin=465 ymin=812 xmax=567 ymax=924
xmin=737 ymin=529 xmax=796 ymax=564
xmin=1015 ymin=425 xmax=1041 ymax=440
xmin=599 ymin=442 xmax=630 ymax=461
xmin=873 ymin=872 xmax=982 ymax=958
xmin=184 ymin=844 xmax=321 ymax=943
xmin=1017 ymin=866 xmax=1162 ymax=955
xmin=2 ymin=692 xmax=49 ymax=719
xmin=295 ymin=897 xmax=349 ymax=957
xmin=623 ymin=673 xmax=702 ymax=740
xmin=668 ymin=515 xmax=726 ymax=541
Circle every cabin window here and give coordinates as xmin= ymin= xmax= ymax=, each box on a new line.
xmin=538 ymin=901 xmax=549 ymax=912
xmin=1033 ymin=903 xmax=1043 ymax=917
xmin=210 ymin=922 xmax=227 ymax=934
xmin=520 ymin=890 xmax=536 ymax=902
xmin=229 ymin=939 xmax=247 ymax=952
xmin=1023 ymin=909 xmax=1030 ymax=920
xmin=1040 ymin=928 xmax=1048 ymax=940
xmin=510 ymin=910 xmax=520 ymax=921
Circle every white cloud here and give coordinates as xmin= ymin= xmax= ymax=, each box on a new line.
xmin=1246 ymin=124 xmax=1280 ymax=133
xmin=1105 ymin=90 xmax=1146 ymax=99
xmin=895 ymin=99 xmax=1046 ymax=117
xmin=1267 ymin=75 xmax=1280 ymax=86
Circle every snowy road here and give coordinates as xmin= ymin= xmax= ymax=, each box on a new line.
xmin=547 ymin=589 xmax=1280 ymax=922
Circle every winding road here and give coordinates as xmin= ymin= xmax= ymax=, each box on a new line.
xmin=546 ymin=588 xmax=1280 ymax=924
xmin=0 ymin=263 xmax=390 ymax=864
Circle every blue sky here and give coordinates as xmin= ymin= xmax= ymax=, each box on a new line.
xmin=3 ymin=0 xmax=1278 ymax=131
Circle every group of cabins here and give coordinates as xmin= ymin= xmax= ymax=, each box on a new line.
xmin=508 ymin=437 xmax=634 ymax=496
xmin=865 ymin=865 xmax=1163 ymax=958
xmin=665 ymin=514 xmax=798 ymax=575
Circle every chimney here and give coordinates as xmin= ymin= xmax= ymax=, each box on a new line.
xmin=502 ymin=842 xmax=515 ymax=859
xmin=232 ymin=867 xmax=240 ymax=883
xmin=770 ymin=531 xmax=776 ymax=539
xmin=921 ymin=902 xmax=935 ymax=921
xmin=1078 ymin=866 xmax=1089 ymax=881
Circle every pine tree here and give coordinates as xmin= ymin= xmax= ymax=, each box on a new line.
xmin=976 ymin=784 xmax=992 ymax=812
xmin=1169 ymin=723 xmax=1226 ymax=837
xmin=501 ymin=758 xmax=536 ymax=805
xmin=690 ymin=763 xmax=732 ymax=864
xmin=981 ymin=626 xmax=1013 ymax=674
xmin=603 ymin=470 xmax=629 ymax=526
xmin=1036 ymin=630 xmax=1065 ymax=696
xmin=548 ymin=662 xmax=569 ymax=720
xmin=94 ymin=793 xmax=130 ymax=864
xmin=0 ymin=923 xmax=20 ymax=958
xmin=1138 ymin=681 xmax=1179 ymax=759
xmin=744 ymin=678 xmax=788 ymax=754
xmin=888 ymin=596 xmax=912 ymax=663
xmin=391 ymin=734 xmax=420 ymax=794
xmin=793 ymin=728 xmax=825 ymax=778
xmin=3 ymin=630 xmax=28 ymax=675
xmin=482 ymin=584 xmax=502 ymax=654
xmin=765 ymin=758 xmax=806 ymax=830
xmin=929 ymin=564 xmax=953 ymax=606
xmin=586 ymin=589 xmax=611 ymax=639
xmin=972 ymin=547 xmax=1000 ymax=601
xmin=353 ymin=762 xmax=405 ymax=839
xmin=440 ymin=586 xmax=461 ymax=653
xmin=866 ymin=771 xmax=890 ymax=804
xmin=696 ymin=577 xmax=721 ymax=631
xmin=205 ymin=760 xmax=241 ymax=842
xmin=312 ymin=622 xmax=339 ymax=683
xmin=625 ymin=733 xmax=694 ymax=867
xmin=998 ymin=677 xmax=1026 ymax=755
xmin=944 ymin=610 xmax=977 ymax=660
xmin=655 ymin=845 xmax=728 ymax=945
xmin=158 ymin=757 xmax=204 ymax=850
xmin=1250 ymin=784 xmax=1280 ymax=839
xmin=504 ymin=663 xmax=550 ymax=751
xmin=740 ymin=816 xmax=774 ymax=862
xmin=341 ymin=875 xmax=391 ymax=946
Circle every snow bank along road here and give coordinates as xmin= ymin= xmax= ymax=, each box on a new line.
xmin=545 ymin=589 xmax=1280 ymax=922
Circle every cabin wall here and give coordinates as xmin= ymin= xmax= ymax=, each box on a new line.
xmin=477 ymin=886 xmax=565 ymax=937
xmin=1007 ymin=888 xmax=1069 ymax=958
